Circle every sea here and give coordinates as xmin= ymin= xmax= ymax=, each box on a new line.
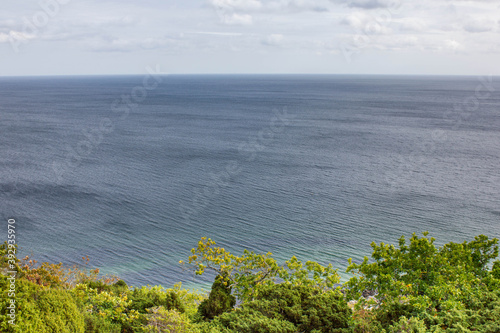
xmin=1 ymin=74 xmax=499 ymax=288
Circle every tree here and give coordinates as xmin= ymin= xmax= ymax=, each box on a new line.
xmin=198 ymin=274 xmax=236 ymax=320
xmin=345 ymin=232 xmax=500 ymax=331
xmin=180 ymin=237 xmax=340 ymax=301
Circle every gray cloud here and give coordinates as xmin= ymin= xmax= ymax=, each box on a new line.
xmin=329 ymin=0 xmax=400 ymax=9
xmin=462 ymin=17 xmax=495 ymax=33
xmin=347 ymin=0 xmax=397 ymax=9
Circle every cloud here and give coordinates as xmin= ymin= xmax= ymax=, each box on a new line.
xmin=2 ymin=31 xmax=37 ymax=43
xmin=89 ymin=38 xmax=135 ymax=52
xmin=330 ymin=0 xmax=401 ymax=9
xmin=210 ymin=0 xmax=262 ymax=11
xmin=87 ymin=35 xmax=186 ymax=52
xmin=0 ymin=19 xmax=16 ymax=31
xmin=66 ymin=16 xmax=139 ymax=29
xmin=0 ymin=32 xmax=10 ymax=43
xmin=374 ymin=35 xmax=419 ymax=50
xmin=188 ymin=31 xmax=244 ymax=36
xmin=341 ymin=12 xmax=392 ymax=34
xmin=269 ymin=0 xmax=330 ymax=12
xmin=209 ymin=0 xmax=256 ymax=25
xmin=462 ymin=17 xmax=495 ymax=33
xmin=398 ymin=18 xmax=427 ymax=32
xmin=347 ymin=0 xmax=398 ymax=9
xmin=261 ymin=33 xmax=284 ymax=46
xmin=219 ymin=13 xmax=253 ymax=25
xmin=444 ymin=39 xmax=464 ymax=52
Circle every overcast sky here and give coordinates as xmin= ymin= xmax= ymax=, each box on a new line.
xmin=1 ymin=0 xmax=499 ymax=76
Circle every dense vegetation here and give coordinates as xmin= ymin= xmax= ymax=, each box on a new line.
xmin=1 ymin=232 xmax=499 ymax=332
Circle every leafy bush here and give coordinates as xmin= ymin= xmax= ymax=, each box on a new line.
xmin=345 ymin=232 xmax=500 ymax=331
xmin=243 ymin=283 xmax=352 ymax=333
xmin=388 ymin=316 xmax=426 ymax=333
xmin=0 ymin=276 xmax=85 ymax=333
xmin=198 ymin=274 xmax=236 ymax=320
xmin=129 ymin=285 xmax=185 ymax=314
xmin=83 ymin=313 xmax=122 ymax=333
xmin=85 ymin=279 xmax=128 ymax=294
xmin=145 ymin=307 xmax=195 ymax=333
xmin=215 ymin=307 xmax=298 ymax=333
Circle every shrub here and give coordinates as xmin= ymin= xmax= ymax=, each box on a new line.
xmin=145 ymin=307 xmax=196 ymax=333
xmin=215 ymin=307 xmax=298 ymax=333
xmin=208 ymin=283 xmax=352 ymax=333
xmin=129 ymin=285 xmax=185 ymax=314
xmin=345 ymin=232 xmax=500 ymax=331
xmin=0 ymin=276 xmax=85 ymax=333
xmin=85 ymin=279 xmax=128 ymax=294
xmin=388 ymin=316 xmax=426 ymax=333
xmin=198 ymin=275 xmax=236 ymax=320
xmin=246 ymin=283 xmax=352 ymax=332
xmin=83 ymin=313 xmax=122 ymax=333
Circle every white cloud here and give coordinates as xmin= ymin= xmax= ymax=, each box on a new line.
xmin=267 ymin=0 xmax=331 ymax=12
xmin=262 ymin=33 xmax=284 ymax=46
xmin=346 ymin=0 xmax=399 ymax=9
xmin=210 ymin=0 xmax=262 ymax=11
xmin=220 ymin=13 xmax=253 ymax=25
xmin=0 ymin=32 xmax=10 ymax=43
xmin=398 ymin=18 xmax=427 ymax=32
xmin=89 ymin=38 xmax=135 ymax=52
xmin=189 ymin=31 xmax=244 ymax=36
xmin=341 ymin=12 xmax=392 ymax=34
xmin=444 ymin=39 xmax=464 ymax=52
xmin=6 ymin=31 xmax=37 ymax=42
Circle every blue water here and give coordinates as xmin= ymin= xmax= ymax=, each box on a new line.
xmin=1 ymin=75 xmax=499 ymax=287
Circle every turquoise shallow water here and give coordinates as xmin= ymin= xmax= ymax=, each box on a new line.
xmin=1 ymin=75 xmax=499 ymax=287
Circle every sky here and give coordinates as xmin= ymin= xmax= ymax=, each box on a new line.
xmin=1 ymin=0 xmax=499 ymax=76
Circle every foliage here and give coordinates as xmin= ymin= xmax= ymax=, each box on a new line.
xmin=345 ymin=232 xmax=500 ymax=331
xmin=388 ymin=316 xmax=427 ymax=333
xmin=0 ymin=276 xmax=85 ymax=333
xmin=170 ymin=282 xmax=207 ymax=318
xmin=128 ymin=285 xmax=185 ymax=314
xmin=198 ymin=274 xmax=236 ymax=320
xmin=181 ymin=237 xmax=340 ymax=300
xmin=83 ymin=312 xmax=122 ymax=333
xmin=85 ymin=279 xmax=128 ymax=294
xmin=73 ymin=283 xmax=142 ymax=330
xmin=19 ymin=254 xmax=118 ymax=289
xmin=215 ymin=306 xmax=298 ymax=333
xmin=145 ymin=307 xmax=197 ymax=333
xmin=237 ymin=283 xmax=352 ymax=332
xmin=2 ymin=234 xmax=500 ymax=332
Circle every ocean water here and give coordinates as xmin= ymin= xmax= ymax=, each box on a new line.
xmin=1 ymin=75 xmax=499 ymax=287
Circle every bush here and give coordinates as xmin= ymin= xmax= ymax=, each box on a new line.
xmin=345 ymin=232 xmax=500 ymax=331
xmin=198 ymin=275 xmax=236 ymax=320
xmin=145 ymin=307 xmax=195 ymax=333
xmin=388 ymin=316 xmax=426 ymax=333
xmin=84 ymin=313 xmax=122 ymax=333
xmin=85 ymin=279 xmax=128 ymax=294
xmin=247 ymin=283 xmax=352 ymax=333
xmin=210 ymin=283 xmax=352 ymax=333
xmin=129 ymin=285 xmax=185 ymax=314
xmin=215 ymin=307 xmax=298 ymax=333
xmin=0 ymin=276 xmax=85 ymax=333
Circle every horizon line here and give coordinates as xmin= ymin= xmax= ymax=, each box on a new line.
xmin=0 ymin=73 xmax=497 ymax=78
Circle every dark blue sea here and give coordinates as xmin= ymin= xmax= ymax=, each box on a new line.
xmin=1 ymin=75 xmax=499 ymax=288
